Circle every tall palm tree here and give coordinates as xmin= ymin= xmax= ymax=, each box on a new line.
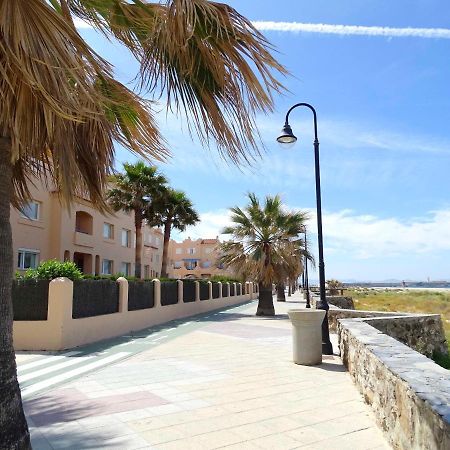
xmin=146 ymin=188 xmax=199 ymax=278
xmin=219 ymin=193 xmax=311 ymax=316
xmin=107 ymin=162 xmax=167 ymax=278
xmin=0 ymin=1 xmax=286 ymax=446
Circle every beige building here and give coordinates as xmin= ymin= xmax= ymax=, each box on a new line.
xmin=11 ymin=181 xmax=163 ymax=278
xmin=167 ymin=237 xmax=234 ymax=279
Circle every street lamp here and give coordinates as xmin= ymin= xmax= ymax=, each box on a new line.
xmin=302 ymin=228 xmax=311 ymax=309
xmin=277 ymin=103 xmax=333 ymax=355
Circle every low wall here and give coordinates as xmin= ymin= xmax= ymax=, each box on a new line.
xmin=328 ymin=309 xmax=447 ymax=358
xmin=310 ymin=294 xmax=355 ymax=310
xmin=338 ymin=317 xmax=450 ymax=450
xmin=13 ymin=278 xmax=256 ymax=351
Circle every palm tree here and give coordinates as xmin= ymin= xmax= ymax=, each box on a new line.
xmin=107 ymin=162 xmax=167 ymax=278
xmin=146 ymin=188 xmax=200 ymax=278
xmin=0 ymin=1 xmax=286 ymax=446
xmin=219 ymin=193 xmax=311 ymax=316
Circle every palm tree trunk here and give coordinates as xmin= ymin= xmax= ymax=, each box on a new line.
xmin=134 ymin=211 xmax=143 ymax=279
xmin=276 ymin=283 xmax=286 ymax=302
xmin=0 ymin=138 xmax=31 ymax=449
xmin=256 ymin=283 xmax=275 ymax=316
xmin=288 ymin=282 xmax=292 ymax=297
xmin=161 ymin=219 xmax=171 ymax=278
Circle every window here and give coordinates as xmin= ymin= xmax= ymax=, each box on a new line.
xmin=186 ymin=261 xmax=197 ymax=270
xmin=101 ymin=259 xmax=113 ymax=275
xmin=121 ymin=229 xmax=131 ymax=247
xmin=205 ymin=248 xmax=213 ymax=254
xmin=20 ymin=201 xmax=39 ymax=221
xmin=202 ymin=261 xmax=211 ymax=268
xmin=175 ymin=248 xmax=182 ymax=255
xmin=103 ymin=223 xmax=114 ymax=239
xmin=188 ymin=248 xmax=195 ymax=255
xmin=120 ymin=262 xmax=131 ymax=276
xmin=17 ymin=249 xmax=39 ymax=270
xmin=174 ymin=261 xmax=182 ymax=269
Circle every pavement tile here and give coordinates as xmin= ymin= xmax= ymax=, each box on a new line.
xmin=21 ymin=295 xmax=391 ymax=450
xmin=249 ymin=433 xmax=300 ymax=449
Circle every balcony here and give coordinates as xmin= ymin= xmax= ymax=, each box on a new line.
xmin=73 ymin=231 xmax=94 ymax=248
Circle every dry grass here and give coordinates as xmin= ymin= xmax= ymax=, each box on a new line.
xmin=347 ymin=288 xmax=450 ymax=368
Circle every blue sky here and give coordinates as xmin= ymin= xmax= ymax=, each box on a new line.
xmin=76 ymin=0 xmax=450 ymax=281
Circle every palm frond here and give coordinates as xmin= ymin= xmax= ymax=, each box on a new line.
xmin=63 ymin=0 xmax=288 ymax=164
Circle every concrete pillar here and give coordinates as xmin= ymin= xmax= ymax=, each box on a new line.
xmin=153 ymin=278 xmax=161 ymax=307
xmin=48 ymin=277 xmax=74 ymax=348
xmin=177 ymin=279 xmax=183 ymax=304
xmin=207 ymin=281 xmax=212 ymax=300
xmin=195 ymin=281 xmax=200 ymax=302
xmin=217 ymin=282 xmax=222 ymax=299
xmin=116 ymin=277 xmax=128 ymax=312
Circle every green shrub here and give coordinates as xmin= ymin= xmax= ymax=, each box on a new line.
xmin=20 ymin=260 xmax=83 ymax=281
xmin=209 ymin=275 xmax=241 ymax=283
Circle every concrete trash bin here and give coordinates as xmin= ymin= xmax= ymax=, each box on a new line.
xmin=287 ymin=309 xmax=326 ymax=365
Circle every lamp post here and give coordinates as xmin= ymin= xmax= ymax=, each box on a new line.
xmin=303 ymin=228 xmax=311 ymax=309
xmin=277 ymin=103 xmax=333 ymax=355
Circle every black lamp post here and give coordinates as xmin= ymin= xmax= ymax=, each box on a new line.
xmin=303 ymin=228 xmax=311 ymax=309
xmin=277 ymin=103 xmax=333 ymax=355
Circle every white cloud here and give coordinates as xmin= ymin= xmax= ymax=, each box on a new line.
xmin=173 ymin=206 xmax=450 ymax=260
xmin=253 ymin=22 xmax=450 ymax=40
xmin=73 ymin=18 xmax=92 ymax=29
xmin=171 ymin=209 xmax=232 ymax=242
xmin=304 ymin=208 xmax=450 ymax=259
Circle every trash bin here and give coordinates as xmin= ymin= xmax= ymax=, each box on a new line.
xmin=287 ymin=309 xmax=326 ymax=365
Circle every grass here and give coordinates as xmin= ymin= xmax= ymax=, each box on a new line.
xmin=346 ymin=288 xmax=450 ymax=369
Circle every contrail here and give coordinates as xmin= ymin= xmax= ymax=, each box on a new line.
xmin=252 ymin=21 xmax=450 ymax=39
xmin=75 ymin=17 xmax=450 ymax=40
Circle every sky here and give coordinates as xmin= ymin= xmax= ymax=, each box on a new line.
xmin=76 ymin=0 xmax=450 ymax=282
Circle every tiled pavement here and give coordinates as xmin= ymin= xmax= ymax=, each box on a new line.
xmin=18 ymin=293 xmax=391 ymax=449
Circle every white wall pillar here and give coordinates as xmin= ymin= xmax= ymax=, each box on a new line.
xmin=116 ymin=277 xmax=129 ymax=312
xmin=153 ymin=278 xmax=161 ymax=307
xmin=177 ymin=279 xmax=183 ymax=304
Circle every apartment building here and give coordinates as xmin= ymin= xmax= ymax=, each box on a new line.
xmin=167 ymin=237 xmax=234 ymax=279
xmin=11 ymin=181 xmax=163 ymax=278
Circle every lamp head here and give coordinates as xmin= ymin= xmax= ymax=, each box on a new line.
xmin=276 ymin=123 xmax=297 ymax=145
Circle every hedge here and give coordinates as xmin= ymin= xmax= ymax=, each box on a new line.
xmin=128 ymin=281 xmax=154 ymax=311
xmin=12 ymin=279 xmax=49 ymax=321
xmin=160 ymin=281 xmax=178 ymax=305
xmin=72 ymin=280 xmax=119 ymax=318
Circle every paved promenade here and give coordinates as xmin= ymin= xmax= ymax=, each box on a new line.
xmin=18 ymin=293 xmax=390 ymax=449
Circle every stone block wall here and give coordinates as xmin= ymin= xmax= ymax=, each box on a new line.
xmin=338 ymin=318 xmax=450 ymax=450
xmin=310 ymin=294 xmax=354 ymax=310
xmin=328 ymin=309 xmax=448 ymax=358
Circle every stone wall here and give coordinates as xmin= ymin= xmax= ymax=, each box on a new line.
xmin=328 ymin=309 xmax=448 ymax=358
xmin=338 ymin=318 xmax=450 ymax=450
xmin=310 ymin=294 xmax=355 ymax=310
